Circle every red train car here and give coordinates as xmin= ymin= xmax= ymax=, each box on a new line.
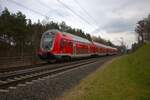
xmin=93 ymin=42 xmax=117 ymax=55
xmin=37 ymin=29 xmax=117 ymax=61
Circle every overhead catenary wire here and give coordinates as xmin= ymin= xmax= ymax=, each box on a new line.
xmin=7 ymin=0 xmax=99 ymax=34
xmin=8 ymin=0 xmax=90 ymax=27
xmin=36 ymin=0 xmax=88 ymax=26
xmin=36 ymin=0 xmax=97 ymax=27
xmin=73 ymin=0 xmax=103 ymax=34
xmin=57 ymin=0 xmax=92 ymax=25
xmin=36 ymin=0 xmax=63 ymax=21
xmin=73 ymin=0 xmax=102 ymax=34
xmin=36 ymin=0 xmax=54 ymax=14
xmin=8 ymin=0 xmax=48 ymax=18
xmin=36 ymin=0 xmax=98 ymax=32
xmin=74 ymin=0 xmax=98 ymax=25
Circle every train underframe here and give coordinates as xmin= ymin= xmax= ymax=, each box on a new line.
xmin=38 ymin=51 xmax=116 ymax=63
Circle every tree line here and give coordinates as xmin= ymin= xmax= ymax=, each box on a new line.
xmin=0 ymin=8 xmax=115 ymax=57
xmin=132 ymin=14 xmax=150 ymax=51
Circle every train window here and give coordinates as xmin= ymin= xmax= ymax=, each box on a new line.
xmin=42 ymin=32 xmax=54 ymax=50
xmin=60 ymin=39 xmax=64 ymax=48
xmin=69 ymin=41 xmax=73 ymax=48
xmin=64 ymin=39 xmax=67 ymax=47
xmin=60 ymin=39 xmax=68 ymax=48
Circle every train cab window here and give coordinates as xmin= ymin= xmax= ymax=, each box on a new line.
xmin=41 ymin=32 xmax=56 ymax=50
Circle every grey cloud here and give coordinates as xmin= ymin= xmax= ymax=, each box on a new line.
xmin=92 ymin=18 xmax=133 ymax=33
xmin=46 ymin=9 xmax=70 ymax=18
xmin=1 ymin=0 xmax=150 ymax=46
xmin=91 ymin=0 xmax=150 ymax=34
xmin=101 ymin=19 xmax=133 ymax=33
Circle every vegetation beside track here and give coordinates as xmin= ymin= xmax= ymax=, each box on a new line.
xmin=59 ymin=43 xmax=150 ymax=100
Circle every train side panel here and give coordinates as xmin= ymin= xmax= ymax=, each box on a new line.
xmin=38 ymin=29 xmax=118 ymax=62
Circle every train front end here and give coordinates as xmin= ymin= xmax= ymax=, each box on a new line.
xmin=38 ymin=30 xmax=58 ymax=60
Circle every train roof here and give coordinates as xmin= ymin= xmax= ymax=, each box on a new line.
xmin=44 ymin=29 xmax=91 ymax=43
xmin=94 ymin=42 xmax=117 ymax=50
xmin=44 ymin=29 xmax=60 ymax=34
xmin=44 ymin=29 xmax=117 ymax=50
xmin=62 ymin=32 xmax=91 ymax=44
xmin=45 ymin=29 xmax=91 ymax=43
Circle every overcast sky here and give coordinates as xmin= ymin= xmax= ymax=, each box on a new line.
xmin=1 ymin=0 xmax=150 ymax=48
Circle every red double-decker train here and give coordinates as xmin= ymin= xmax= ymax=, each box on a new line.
xmin=37 ymin=29 xmax=117 ymax=61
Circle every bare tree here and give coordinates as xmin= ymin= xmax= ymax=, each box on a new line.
xmin=135 ymin=14 xmax=150 ymax=43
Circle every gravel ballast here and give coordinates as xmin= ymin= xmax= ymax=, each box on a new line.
xmin=0 ymin=56 xmax=114 ymax=100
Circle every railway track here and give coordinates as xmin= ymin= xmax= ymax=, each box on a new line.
xmin=0 ymin=57 xmax=103 ymax=91
xmin=0 ymin=62 xmax=48 ymax=73
xmin=0 ymin=57 xmax=94 ymax=73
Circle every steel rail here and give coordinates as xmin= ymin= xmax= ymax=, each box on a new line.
xmin=0 ymin=58 xmax=100 ymax=89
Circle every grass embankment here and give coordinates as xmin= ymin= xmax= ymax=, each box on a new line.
xmin=59 ymin=43 xmax=150 ymax=100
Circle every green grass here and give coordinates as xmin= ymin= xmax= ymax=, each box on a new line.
xmin=60 ymin=43 xmax=150 ymax=100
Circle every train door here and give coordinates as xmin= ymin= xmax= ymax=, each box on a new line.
xmin=66 ymin=40 xmax=73 ymax=55
xmin=69 ymin=41 xmax=73 ymax=55
xmin=73 ymin=41 xmax=76 ymax=56
xmin=60 ymin=39 xmax=67 ymax=54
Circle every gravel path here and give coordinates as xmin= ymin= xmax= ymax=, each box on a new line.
xmin=0 ymin=56 xmax=114 ymax=100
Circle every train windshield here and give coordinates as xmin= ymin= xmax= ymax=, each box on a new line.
xmin=41 ymin=32 xmax=56 ymax=51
